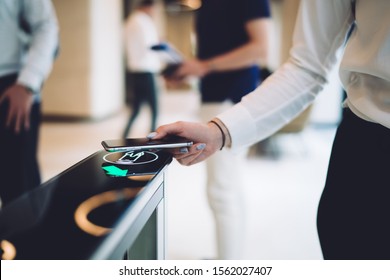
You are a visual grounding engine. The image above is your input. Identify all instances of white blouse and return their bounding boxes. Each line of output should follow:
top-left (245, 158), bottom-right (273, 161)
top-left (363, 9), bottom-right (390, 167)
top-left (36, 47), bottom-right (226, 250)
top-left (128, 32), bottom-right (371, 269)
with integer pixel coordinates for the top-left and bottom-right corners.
top-left (218, 0), bottom-right (390, 150)
top-left (124, 10), bottom-right (161, 73)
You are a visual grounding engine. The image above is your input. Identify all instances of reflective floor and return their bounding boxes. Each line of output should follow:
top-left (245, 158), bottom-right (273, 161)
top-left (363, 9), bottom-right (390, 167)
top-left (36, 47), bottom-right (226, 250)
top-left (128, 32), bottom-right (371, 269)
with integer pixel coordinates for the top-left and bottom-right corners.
top-left (39, 90), bottom-right (337, 260)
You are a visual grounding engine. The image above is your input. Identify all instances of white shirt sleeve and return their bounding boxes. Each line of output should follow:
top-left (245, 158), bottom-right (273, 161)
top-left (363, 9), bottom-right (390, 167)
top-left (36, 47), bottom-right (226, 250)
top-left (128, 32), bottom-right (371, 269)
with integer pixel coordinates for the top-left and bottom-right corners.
top-left (218, 0), bottom-right (354, 150)
top-left (17, 0), bottom-right (59, 92)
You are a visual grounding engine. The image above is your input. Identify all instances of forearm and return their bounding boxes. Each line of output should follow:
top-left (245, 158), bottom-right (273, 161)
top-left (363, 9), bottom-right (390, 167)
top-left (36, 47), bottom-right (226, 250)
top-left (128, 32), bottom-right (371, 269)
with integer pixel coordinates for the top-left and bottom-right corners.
top-left (215, 0), bottom-right (350, 150)
top-left (216, 61), bottom-right (326, 150)
top-left (203, 18), bottom-right (270, 73)
top-left (205, 41), bottom-right (268, 73)
top-left (18, 0), bottom-right (59, 91)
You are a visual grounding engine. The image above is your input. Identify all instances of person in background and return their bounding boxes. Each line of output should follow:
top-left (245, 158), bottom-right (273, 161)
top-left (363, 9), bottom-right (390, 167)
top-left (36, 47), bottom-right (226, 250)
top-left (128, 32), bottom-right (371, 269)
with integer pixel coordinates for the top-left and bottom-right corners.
top-left (167, 0), bottom-right (271, 259)
top-left (150, 0), bottom-right (390, 260)
top-left (0, 0), bottom-right (59, 206)
top-left (123, 0), bottom-right (161, 138)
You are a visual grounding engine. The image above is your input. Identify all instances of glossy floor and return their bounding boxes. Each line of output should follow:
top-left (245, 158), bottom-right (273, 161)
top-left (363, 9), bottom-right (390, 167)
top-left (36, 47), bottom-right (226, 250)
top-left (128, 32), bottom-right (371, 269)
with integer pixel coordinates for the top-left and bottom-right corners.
top-left (39, 90), bottom-right (337, 260)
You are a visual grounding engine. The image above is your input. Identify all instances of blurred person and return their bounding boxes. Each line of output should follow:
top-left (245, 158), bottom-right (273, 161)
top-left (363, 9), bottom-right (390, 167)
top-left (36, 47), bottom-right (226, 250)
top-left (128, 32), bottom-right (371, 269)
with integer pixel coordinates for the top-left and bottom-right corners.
top-left (150, 0), bottom-right (390, 260)
top-left (123, 0), bottom-right (162, 138)
top-left (167, 0), bottom-right (271, 259)
top-left (0, 0), bottom-right (59, 206)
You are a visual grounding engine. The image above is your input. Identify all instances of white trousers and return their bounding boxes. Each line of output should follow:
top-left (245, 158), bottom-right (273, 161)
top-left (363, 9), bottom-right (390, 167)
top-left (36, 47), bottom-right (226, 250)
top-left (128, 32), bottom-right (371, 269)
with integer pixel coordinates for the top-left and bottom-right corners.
top-left (200, 101), bottom-right (248, 260)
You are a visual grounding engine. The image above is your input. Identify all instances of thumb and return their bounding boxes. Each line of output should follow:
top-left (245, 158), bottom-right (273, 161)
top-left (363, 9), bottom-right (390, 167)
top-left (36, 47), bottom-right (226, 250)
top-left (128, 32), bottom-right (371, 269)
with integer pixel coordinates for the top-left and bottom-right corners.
top-left (147, 122), bottom-right (186, 140)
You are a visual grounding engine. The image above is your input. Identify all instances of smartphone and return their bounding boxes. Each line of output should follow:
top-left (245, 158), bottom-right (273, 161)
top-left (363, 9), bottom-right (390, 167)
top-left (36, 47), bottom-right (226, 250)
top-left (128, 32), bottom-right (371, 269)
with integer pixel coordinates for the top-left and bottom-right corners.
top-left (161, 63), bottom-right (182, 78)
top-left (151, 43), bottom-right (182, 64)
top-left (151, 43), bottom-right (183, 78)
top-left (101, 136), bottom-right (193, 152)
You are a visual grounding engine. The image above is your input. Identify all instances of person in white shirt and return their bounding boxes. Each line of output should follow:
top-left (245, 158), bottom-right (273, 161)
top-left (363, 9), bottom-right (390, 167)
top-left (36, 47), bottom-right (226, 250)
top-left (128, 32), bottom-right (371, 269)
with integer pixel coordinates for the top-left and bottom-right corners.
top-left (0, 0), bottom-right (59, 206)
top-left (149, 0), bottom-right (390, 259)
top-left (123, 0), bottom-right (161, 138)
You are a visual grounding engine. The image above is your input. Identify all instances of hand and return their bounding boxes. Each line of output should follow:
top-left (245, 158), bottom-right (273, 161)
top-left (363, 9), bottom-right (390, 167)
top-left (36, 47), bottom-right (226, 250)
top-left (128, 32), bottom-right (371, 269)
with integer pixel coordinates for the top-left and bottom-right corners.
top-left (0, 84), bottom-right (35, 133)
top-left (175, 59), bottom-right (210, 78)
top-left (148, 121), bottom-right (223, 166)
top-left (163, 59), bottom-right (210, 87)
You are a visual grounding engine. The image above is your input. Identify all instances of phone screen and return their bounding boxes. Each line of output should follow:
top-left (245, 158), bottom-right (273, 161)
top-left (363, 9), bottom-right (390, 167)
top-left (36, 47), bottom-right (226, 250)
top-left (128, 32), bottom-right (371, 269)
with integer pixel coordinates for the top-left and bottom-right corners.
top-left (151, 43), bottom-right (182, 64)
top-left (101, 136), bottom-right (193, 152)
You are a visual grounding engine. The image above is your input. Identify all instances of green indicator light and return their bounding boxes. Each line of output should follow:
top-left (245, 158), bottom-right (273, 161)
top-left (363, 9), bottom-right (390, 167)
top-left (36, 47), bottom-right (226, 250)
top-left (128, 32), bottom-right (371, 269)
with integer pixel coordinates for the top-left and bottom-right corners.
top-left (102, 165), bottom-right (127, 176)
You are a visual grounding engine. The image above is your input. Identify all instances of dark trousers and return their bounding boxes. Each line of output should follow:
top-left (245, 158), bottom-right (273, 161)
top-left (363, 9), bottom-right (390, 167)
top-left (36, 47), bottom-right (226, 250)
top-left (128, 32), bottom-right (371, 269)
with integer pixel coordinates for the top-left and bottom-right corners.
top-left (317, 109), bottom-right (390, 259)
top-left (0, 74), bottom-right (41, 206)
top-left (123, 72), bottom-right (158, 138)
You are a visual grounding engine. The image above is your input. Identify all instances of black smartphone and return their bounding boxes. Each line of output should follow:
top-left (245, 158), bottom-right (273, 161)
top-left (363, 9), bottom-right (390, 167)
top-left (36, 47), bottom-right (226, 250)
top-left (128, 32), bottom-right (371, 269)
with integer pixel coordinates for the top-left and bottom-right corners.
top-left (151, 43), bottom-right (183, 78)
top-left (161, 63), bottom-right (182, 78)
top-left (101, 136), bottom-right (193, 152)
top-left (151, 43), bottom-right (182, 64)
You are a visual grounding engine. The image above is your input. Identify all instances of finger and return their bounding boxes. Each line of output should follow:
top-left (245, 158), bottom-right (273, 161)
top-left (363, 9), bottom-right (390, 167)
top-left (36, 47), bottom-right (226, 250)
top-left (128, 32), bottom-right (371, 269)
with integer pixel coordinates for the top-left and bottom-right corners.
top-left (172, 143), bottom-right (206, 162)
top-left (176, 149), bottom-right (210, 166)
top-left (186, 151), bottom-right (211, 166)
top-left (152, 122), bottom-right (186, 140)
top-left (169, 147), bottom-right (189, 157)
top-left (173, 152), bottom-right (195, 161)
top-left (176, 150), bottom-right (204, 166)
top-left (146, 131), bottom-right (161, 139)
top-left (24, 110), bottom-right (31, 131)
top-left (7, 108), bottom-right (22, 134)
top-left (5, 105), bottom-right (15, 129)
top-left (14, 109), bottom-right (23, 134)
top-left (0, 93), bottom-right (5, 105)
top-left (170, 142), bottom-right (205, 157)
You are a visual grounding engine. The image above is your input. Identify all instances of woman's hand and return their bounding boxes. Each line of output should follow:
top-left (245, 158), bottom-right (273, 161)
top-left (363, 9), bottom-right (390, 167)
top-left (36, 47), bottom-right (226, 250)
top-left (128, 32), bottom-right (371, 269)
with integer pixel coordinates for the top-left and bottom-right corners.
top-left (148, 121), bottom-right (224, 166)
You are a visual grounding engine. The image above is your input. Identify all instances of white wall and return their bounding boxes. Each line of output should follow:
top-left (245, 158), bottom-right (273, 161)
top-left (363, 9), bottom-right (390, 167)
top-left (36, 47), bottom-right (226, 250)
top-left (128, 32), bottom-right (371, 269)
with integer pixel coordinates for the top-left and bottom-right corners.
top-left (90, 0), bottom-right (124, 118)
top-left (42, 0), bottom-right (124, 119)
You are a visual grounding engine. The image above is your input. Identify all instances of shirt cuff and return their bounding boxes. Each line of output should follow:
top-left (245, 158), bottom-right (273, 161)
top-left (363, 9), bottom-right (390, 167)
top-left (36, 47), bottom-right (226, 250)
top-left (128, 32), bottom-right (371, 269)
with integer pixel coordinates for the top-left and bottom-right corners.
top-left (216, 103), bottom-right (257, 150)
top-left (17, 67), bottom-right (43, 93)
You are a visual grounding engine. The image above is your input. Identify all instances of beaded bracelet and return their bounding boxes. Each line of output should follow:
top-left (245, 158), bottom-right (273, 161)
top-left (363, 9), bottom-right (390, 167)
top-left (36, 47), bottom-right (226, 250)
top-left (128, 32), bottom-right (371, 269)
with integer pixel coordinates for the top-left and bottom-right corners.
top-left (209, 120), bottom-right (225, 150)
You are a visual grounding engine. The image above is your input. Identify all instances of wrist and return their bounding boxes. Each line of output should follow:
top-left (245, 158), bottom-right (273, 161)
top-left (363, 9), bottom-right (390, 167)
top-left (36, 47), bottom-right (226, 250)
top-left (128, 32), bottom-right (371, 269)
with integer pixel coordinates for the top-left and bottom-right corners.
top-left (208, 118), bottom-right (232, 150)
top-left (203, 59), bottom-right (216, 75)
top-left (16, 83), bottom-right (36, 95)
top-left (208, 120), bottom-right (225, 150)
